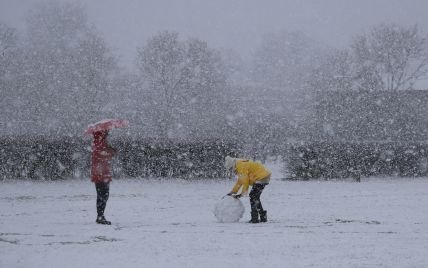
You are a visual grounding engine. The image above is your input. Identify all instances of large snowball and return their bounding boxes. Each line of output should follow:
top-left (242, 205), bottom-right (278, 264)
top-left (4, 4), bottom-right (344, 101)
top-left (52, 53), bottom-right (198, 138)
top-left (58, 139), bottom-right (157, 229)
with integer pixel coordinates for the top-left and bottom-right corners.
top-left (213, 196), bottom-right (245, 223)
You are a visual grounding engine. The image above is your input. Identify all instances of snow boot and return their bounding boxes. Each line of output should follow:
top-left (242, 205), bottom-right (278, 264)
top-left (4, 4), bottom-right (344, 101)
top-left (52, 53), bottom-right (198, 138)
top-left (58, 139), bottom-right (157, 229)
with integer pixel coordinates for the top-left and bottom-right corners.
top-left (96, 215), bottom-right (111, 225)
top-left (260, 210), bottom-right (267, 222)
top-left (248, 211), bottom-right (259, 223)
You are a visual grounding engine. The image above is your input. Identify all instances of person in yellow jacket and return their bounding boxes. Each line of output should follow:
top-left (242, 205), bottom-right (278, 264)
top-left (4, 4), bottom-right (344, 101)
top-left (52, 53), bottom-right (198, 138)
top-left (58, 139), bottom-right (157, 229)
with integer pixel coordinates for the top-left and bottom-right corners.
top-left (225, 156), bottom-right (271, 223)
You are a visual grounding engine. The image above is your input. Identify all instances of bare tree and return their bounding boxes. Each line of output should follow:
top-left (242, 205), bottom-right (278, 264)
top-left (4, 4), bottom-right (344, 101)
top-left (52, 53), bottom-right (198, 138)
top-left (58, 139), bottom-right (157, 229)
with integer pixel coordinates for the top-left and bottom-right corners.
top-left (73, 31), bottom-right (116, 121)
top-left (0, 22), bottom-right (18, 98)
top-left (0, 23), bottom-right (25, 135)
top-left (352, 24), bottom-right (428, 91)
top-left (136, 31), bottom-right (185, 138)
top-left (180, 38), bottom-right (228, 138)
top-left (22, 1), bottom-right (117, 135)
top-left (136, 31), bottom-right (228, 139)
top-left (0, 23), bottom-right (16, 58)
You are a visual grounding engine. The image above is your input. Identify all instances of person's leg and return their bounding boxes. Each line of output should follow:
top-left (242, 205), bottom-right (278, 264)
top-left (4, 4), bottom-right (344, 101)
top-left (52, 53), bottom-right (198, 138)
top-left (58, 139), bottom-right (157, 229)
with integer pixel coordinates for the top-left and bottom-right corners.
top-left (257, 183), bottom-right (268, 222)
top-left (95, 182), bottom-right (111, 224)
top-left (249, 184), bottom-right (265, 223)
top-left (96, 182), bottom-right (110, 216)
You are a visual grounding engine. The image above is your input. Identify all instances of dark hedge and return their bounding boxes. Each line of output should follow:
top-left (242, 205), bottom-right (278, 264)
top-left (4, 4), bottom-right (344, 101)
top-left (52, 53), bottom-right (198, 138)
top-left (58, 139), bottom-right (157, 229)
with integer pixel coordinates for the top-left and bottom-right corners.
top-left (286, 142), bottom-right (428, 180)
top-left (0, 136), bottom-right (238, 180)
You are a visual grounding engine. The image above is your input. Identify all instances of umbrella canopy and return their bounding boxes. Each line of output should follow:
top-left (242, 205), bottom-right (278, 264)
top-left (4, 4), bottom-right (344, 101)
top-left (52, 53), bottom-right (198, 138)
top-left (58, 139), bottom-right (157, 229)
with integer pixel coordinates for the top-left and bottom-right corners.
top-left (83, 119), bottom-right (129, 136)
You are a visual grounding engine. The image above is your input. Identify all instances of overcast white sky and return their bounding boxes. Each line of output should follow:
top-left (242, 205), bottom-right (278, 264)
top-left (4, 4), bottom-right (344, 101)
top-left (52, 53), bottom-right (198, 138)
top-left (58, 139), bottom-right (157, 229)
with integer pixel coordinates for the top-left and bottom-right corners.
top-left (1, 0), bottom-right (428, 68)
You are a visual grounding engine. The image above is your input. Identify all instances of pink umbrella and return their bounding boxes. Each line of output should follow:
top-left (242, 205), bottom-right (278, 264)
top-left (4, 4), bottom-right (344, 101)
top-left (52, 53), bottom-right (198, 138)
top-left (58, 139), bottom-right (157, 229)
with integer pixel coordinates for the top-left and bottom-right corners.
top-left (83, 119), bottom-right (129, 136)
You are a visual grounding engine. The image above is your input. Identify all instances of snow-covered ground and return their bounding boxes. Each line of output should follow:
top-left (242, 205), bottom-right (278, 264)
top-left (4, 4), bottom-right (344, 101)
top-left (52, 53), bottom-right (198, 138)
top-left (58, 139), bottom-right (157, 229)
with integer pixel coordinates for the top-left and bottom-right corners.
top-left (1, 176), bottom-right (428, 267)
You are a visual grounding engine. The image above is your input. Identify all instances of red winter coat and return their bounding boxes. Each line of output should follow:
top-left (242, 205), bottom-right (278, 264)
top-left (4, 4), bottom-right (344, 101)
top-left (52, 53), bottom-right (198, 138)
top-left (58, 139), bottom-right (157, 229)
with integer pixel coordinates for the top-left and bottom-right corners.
top-left (91, 131), bottom-right (115, 183)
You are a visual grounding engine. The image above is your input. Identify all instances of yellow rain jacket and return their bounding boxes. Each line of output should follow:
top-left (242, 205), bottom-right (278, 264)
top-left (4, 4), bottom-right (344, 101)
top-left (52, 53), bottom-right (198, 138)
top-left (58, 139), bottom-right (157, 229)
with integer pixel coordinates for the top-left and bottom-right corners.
top-left (230, 160), bottom-right (271, 196)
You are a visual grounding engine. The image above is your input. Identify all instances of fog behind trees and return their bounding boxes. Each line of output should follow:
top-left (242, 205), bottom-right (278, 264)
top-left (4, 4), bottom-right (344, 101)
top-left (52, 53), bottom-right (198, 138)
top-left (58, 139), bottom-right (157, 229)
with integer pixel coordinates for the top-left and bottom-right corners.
top-left (1, 0), bottom-right (428, 150)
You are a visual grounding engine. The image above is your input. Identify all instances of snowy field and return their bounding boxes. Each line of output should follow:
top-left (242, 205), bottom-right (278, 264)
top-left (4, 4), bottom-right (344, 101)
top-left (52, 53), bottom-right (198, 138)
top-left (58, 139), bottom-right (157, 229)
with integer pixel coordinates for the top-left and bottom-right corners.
top-left (1, 176), bottom-right (428, 268)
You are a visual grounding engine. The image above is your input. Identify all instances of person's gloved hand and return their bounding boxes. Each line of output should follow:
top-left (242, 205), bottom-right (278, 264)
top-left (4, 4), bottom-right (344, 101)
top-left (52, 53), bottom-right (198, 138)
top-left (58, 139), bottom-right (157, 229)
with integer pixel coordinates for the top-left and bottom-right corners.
top-left (224, 192), bottom-right (240, 199)
top-left (223, 192), bottom-right (232, 199)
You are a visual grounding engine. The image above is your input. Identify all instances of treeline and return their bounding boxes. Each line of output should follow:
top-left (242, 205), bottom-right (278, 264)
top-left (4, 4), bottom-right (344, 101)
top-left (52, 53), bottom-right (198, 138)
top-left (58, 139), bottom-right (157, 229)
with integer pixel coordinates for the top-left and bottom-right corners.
top-left (2, 2), bottom-right (428, 180)
top-left (0, 136), bottom-right (237, 180)
top-left (2, 1), bottom-right (427, 143)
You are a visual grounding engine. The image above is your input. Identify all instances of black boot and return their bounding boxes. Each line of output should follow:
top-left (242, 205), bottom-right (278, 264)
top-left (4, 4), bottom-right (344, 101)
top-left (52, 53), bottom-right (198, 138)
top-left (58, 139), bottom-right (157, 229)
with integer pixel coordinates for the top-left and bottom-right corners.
top-left (248, 211), bottom-right (259, 223)
top-left (96, 215), bottom-right (111, 225)
top-left (260, 210), bottom-right (267, 222)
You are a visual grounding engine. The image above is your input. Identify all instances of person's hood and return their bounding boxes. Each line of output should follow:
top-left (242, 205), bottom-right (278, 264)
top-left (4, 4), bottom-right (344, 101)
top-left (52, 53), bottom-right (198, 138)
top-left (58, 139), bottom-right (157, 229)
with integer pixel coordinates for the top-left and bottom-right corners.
top-left (225, 156), bottom-right (239, 171)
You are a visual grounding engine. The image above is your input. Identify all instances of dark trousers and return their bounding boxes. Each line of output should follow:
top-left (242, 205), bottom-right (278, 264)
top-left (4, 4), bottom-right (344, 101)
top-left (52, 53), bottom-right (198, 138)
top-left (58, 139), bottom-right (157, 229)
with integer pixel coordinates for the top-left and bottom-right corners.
top-left (249, 183), bottom-right (267, 213)
top-left (95, 182), bottom-right (110, 217)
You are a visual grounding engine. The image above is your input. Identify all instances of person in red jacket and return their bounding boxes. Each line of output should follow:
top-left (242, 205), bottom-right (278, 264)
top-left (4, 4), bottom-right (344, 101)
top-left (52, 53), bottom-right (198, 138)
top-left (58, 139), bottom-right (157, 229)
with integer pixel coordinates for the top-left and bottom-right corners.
top-left (91, 130), bottom-right (116, 225)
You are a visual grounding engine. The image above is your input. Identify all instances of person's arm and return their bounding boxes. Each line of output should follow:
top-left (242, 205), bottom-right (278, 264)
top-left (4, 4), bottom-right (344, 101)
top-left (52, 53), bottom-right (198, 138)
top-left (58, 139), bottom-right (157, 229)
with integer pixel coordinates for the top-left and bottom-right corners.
top-left (229, 180), bottom-right (242, 195)
top-left (98, 145), bottom-right (116, 159)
